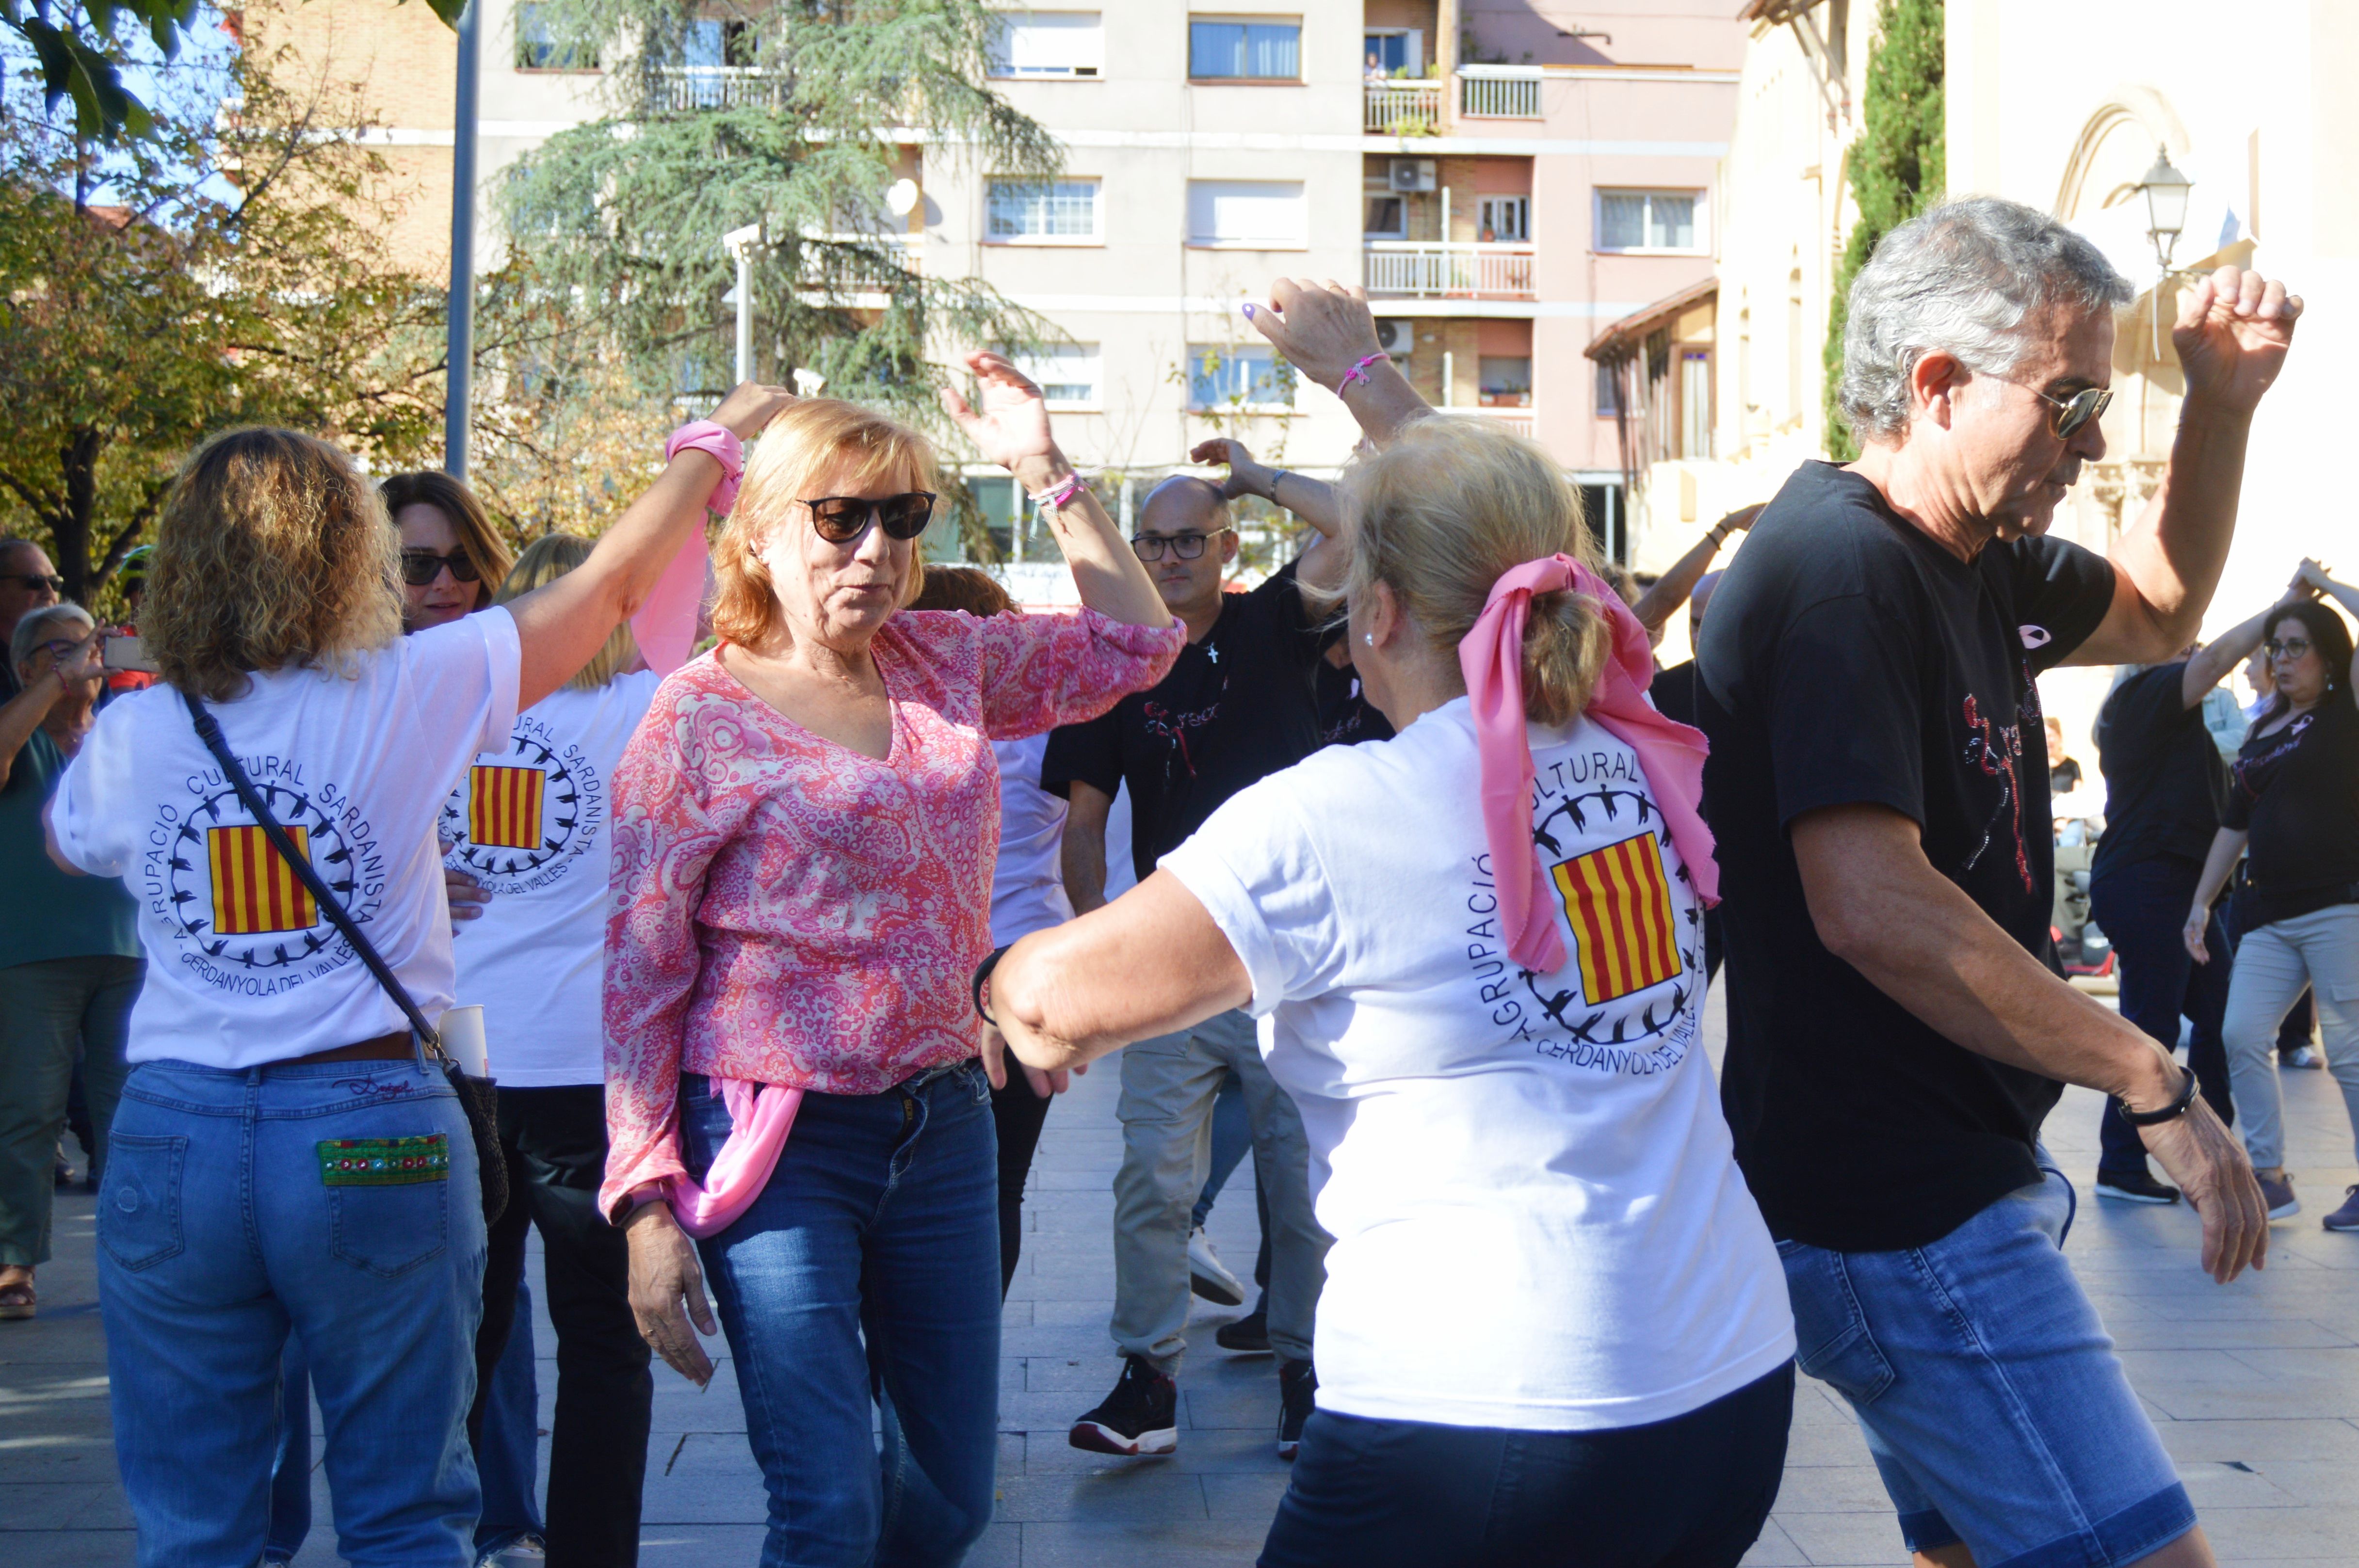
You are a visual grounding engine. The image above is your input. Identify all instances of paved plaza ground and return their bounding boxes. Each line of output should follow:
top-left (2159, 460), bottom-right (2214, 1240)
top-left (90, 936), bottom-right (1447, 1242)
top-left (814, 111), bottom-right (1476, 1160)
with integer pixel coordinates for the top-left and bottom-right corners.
top-left (7, 990), bottom-right (2359, 1565)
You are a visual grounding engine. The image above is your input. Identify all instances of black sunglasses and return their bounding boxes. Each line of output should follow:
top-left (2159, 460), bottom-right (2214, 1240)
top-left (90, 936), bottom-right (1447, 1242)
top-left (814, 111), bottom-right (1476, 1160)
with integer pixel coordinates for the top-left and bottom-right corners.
top-left (1130, 528), bottom-right (1232, 562)
top-left (401, 549), bottom-right (482, 587)
top-left (801, 492), bottom-right (937, 545)
top-left (2027, 383), bottom-right (2112, 440)
top-left (5, 573), bottom-right (65, 593)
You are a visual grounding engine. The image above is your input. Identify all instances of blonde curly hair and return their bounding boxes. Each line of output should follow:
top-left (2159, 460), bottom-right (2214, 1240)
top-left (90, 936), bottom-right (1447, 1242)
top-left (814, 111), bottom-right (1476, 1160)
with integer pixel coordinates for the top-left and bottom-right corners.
top-left (143, 428), bottom-right (403, 701)
top-left (1337, 417), bottom-right (1610, 724)
top-left (495, 532), bottom-right (640, 690)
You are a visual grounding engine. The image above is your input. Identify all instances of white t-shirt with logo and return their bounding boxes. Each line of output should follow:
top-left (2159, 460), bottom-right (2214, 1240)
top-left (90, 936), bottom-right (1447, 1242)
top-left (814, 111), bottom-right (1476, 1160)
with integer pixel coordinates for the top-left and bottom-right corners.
top-left (1160, 696), bottom-right (1794, 1431)
top-left (445, 671), bottom-right (659, 1086)
top-left (51, 609), bottom-right (521, 1069)
top-left (989, 734), bottom-right (1075, 945)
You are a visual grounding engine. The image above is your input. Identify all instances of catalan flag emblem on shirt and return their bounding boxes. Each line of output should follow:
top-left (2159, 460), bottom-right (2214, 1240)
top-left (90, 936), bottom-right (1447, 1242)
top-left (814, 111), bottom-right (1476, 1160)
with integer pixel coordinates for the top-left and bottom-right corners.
top-left (469, 765), bottom-right (546, 850)
top-left (1550, 831), bottom-right (1684, 1006)
top-left (208, 824), bottom-right (318, 936)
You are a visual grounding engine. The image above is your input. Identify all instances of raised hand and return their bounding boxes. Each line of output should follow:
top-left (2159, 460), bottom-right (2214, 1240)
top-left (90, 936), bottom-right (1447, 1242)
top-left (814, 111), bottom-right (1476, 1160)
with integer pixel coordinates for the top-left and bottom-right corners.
top-left (2174, 265), bottom-right (2302, 418)
top-left (706, 382), bottom-right (799, 441)
top-left (2295, 558), bottom-right (2334, 597)
top-left (942, 351), bottom-right (1058, 476)
top-left (1190, 437), bottom-right (1274, 502)
top-left (1244, 278), bottom-right (1384, 394)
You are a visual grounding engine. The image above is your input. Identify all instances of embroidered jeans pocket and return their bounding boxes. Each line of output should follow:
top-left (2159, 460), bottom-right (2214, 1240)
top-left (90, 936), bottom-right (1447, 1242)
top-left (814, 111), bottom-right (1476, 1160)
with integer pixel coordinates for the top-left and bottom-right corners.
top-left (1776, 1238), bottom-right (1896, 1406)
top-left (99, 1134), bottom-right (187, 1272)
top-left (323, 1136), bottom-right (451, 1280)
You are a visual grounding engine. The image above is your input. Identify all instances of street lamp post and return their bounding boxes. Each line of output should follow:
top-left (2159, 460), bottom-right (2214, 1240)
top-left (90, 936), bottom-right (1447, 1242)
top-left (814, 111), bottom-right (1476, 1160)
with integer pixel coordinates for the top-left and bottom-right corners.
top-left (722, 224), bottom-right (761, 385)
top-left (2136, 145), bottom-right (2193, 359)
top-left (444, 0), bottom-right (483, 477)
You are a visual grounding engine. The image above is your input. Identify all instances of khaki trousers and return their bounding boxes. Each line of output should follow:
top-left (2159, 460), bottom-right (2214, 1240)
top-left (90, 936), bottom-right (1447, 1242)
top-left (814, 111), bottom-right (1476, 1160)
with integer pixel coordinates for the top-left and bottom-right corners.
top-left (1110, 1008), bottom-right (1329, 1370)
top-left (2223, 902), bottom-right (2359, 1172)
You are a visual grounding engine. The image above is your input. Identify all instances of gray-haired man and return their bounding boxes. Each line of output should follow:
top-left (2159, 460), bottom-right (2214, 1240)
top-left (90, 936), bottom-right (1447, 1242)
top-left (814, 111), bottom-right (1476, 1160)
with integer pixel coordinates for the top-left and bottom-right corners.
top-left (1698, 197), bottom-right (2297, 1568)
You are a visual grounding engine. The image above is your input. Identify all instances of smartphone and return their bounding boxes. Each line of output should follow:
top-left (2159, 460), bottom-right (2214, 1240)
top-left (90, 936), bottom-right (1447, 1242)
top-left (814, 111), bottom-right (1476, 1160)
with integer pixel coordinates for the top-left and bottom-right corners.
top-left (103, 631), bottom-right (157, 674)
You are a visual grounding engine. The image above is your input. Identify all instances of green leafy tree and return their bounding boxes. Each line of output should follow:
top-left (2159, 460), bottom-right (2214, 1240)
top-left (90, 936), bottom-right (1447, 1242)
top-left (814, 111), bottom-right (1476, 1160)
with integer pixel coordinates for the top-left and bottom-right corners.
top-left (7, 0), bottom-right (460, 143)
top-left (1822, 0), bottom-right (1943, 461)
top-left (497, 0), bottom-right (1063, 557)
top-left (0, 42), bottom-right (448, 605)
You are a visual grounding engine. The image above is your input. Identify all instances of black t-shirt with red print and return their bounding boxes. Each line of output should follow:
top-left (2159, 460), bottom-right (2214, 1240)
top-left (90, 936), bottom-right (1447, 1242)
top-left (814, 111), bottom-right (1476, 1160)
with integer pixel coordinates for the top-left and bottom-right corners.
top-left (2223, 693), bottom-right (2359, 930)
top-left (1043, 560), bottom-right (1329, 885)
top-left (1696, 461), bottom-right (2117, 1252)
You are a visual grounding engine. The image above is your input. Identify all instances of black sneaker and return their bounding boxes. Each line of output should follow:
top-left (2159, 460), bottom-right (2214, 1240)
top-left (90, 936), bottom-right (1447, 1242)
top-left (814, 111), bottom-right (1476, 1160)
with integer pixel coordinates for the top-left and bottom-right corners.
top-left (1215, 1301), bottom-right (1271, 1355)
top-left (2323, 1185), bottom-right (2359, 1233)
top-left (2094, 1169), bottom-right (2181, 1205)
top-left (1069, 1354), bottom-right (1178, 1457)
top-left (1277, 1358), bottom-right (1316, 1460)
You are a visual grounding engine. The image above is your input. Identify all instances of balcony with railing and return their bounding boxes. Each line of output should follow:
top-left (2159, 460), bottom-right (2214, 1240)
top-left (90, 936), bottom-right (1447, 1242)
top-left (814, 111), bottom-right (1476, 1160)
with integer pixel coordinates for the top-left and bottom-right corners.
top-left (1457, 64), bottom-right (1543, 120)
top-left (1362, 241), bottom-right (1536, 300)
top-left (1364, 77), bottom-right (1443, 135)
top-left (648, 66), bottom-right (788, 112)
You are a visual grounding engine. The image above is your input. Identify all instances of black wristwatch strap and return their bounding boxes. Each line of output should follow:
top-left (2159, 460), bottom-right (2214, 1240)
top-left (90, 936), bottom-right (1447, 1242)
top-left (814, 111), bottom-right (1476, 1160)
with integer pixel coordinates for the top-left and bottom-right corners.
top-left (972, 945), bottom-right (1011, 1027)
top-left (2119, 1066), bottom-right (2200, 1127)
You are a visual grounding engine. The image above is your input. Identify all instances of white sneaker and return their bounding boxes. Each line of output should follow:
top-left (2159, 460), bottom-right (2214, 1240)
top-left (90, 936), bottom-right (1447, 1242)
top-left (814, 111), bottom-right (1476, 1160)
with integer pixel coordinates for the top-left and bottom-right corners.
top-left (1188, 1227), bottom-right (1245, 1307)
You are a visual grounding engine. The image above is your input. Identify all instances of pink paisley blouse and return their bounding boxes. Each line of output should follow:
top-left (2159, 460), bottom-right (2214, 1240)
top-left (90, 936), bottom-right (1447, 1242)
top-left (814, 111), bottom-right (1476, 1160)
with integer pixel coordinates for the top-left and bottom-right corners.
top-left (599, 606), bottom-right (1181, 1215)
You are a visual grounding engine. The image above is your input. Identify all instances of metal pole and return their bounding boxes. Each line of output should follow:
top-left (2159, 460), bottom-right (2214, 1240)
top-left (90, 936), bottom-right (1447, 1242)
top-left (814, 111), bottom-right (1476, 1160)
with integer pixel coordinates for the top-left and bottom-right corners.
top-left (443, 0), bottom-right (482, 477)
top-left (736, 247), bottom-right (753, 385)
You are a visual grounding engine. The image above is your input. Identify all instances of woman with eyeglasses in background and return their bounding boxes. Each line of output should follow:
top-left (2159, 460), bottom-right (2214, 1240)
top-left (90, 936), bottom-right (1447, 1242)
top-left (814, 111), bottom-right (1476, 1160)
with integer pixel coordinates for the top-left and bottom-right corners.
top-left (385, 471), bottom-right (517, 633)
top-left (2186, 563), bottom-right (2359, 1232)
top-left (602, 360), bottom-right (1179, 1567)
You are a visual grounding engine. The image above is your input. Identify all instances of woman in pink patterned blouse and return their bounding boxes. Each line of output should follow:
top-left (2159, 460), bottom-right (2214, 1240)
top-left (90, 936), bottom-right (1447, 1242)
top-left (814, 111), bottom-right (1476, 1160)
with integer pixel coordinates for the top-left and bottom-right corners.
top-left (603, 357), bottom-right (1179, 1567)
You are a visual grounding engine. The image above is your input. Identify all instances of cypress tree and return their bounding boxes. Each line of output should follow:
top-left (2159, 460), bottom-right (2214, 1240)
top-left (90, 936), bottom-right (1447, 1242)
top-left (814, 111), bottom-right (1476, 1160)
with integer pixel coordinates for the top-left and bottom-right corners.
top-left (1822, 0), bottom-right (1944, 460)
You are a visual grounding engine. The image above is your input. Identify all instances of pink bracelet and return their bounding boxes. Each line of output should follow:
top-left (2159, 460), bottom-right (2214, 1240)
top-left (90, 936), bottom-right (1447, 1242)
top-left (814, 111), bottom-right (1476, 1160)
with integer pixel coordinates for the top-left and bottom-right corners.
top-left (1336, 352), bottom-right (1389, 394)
top-left (1029, 473), bottom-right (1087, 511)
top-left (664, 420), bottom-right (745, 515)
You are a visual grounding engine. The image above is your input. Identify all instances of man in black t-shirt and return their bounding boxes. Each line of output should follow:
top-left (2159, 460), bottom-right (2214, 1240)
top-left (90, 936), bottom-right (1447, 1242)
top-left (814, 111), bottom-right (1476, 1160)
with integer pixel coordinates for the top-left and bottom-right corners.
top-left (1699, 197), bottom-right (2294, 1566)
top-left (1043, 448), bottom-right (1342, 1461)
top-left (2084, 590), bottom-right (2304, 1204)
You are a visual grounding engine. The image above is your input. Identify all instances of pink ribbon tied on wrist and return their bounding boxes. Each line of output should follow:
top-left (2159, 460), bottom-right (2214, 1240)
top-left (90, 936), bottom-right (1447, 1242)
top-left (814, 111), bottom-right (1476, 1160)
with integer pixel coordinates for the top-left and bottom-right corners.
top-left (632, 421), bottom-right (743, 676)
top-left (665, 419), bottom-right (744, 515)
top-left (1458, 554), bottom-right (1720, 975)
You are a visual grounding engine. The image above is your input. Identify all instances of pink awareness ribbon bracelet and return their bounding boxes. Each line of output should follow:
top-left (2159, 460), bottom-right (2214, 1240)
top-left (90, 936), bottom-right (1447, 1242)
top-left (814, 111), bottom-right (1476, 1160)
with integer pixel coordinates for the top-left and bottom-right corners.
top-left (664, 419), bottom-right (745, 515)
top-left (1029, 473), bottom-right (1087, 511)
top-left (1336, 352), bottom-right (1389, 394)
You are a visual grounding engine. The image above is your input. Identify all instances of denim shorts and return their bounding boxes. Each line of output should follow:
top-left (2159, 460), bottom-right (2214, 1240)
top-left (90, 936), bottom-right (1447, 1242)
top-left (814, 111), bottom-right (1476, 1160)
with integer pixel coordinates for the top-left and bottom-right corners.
top-left (1778, 1167), bottom-right (2195, 1568)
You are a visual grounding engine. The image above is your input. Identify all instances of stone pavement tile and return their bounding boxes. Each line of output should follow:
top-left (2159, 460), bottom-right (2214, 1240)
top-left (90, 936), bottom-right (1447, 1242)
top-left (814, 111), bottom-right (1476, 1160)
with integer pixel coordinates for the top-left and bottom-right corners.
top-left (2108, 1315), bottom-right (2359, 1350)
top-left (1771, 1507), bottom-right (1909, 1566)
top-left (2201, 1502), bottom-right (2359, 1559)
top-left (2149, 1416), bottom-right (2359, 1466)
top-left (2242, 1459), bottom-right (2359, 1507)
top-left (648, 1368), bottom-right (745, 1434)
top-left (0, 1481), bottom-right (117, 1529)
top-left (994, 1467), bottom-right (1209, 1523)
top-left (1024, 1354), bottom-right (1140, 1393)
top-left (1016, 1519), bottom-right (1269, 1566)
top-left (1019, 1424), bottom-right (1292, 1477)
top-left (638, 1435), bottom-right (767, 1524)
top-left (1766, 1465), bottom-right (1894, 1514)
top-left (2173, 1458), bottom-right (2301, 1507)
top-left (1199, 1471), bottom-right (1291, 1524)
top-left (1737, 1518), bottom-right (1808, 1566)
top-left (0, 1529), bottom-right (136, 1568)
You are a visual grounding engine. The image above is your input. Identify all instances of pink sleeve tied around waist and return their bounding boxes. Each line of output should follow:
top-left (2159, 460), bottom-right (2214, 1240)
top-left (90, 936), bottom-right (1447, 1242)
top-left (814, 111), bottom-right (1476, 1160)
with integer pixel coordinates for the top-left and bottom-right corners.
top-left (663, 1077), bottom-right (803, 1238)
top-left (1457, 554), bottom-right (1720, 975)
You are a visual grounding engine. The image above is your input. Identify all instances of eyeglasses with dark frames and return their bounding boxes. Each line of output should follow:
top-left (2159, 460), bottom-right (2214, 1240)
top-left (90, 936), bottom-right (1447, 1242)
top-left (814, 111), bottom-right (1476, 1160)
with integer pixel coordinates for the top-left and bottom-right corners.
top-left (1130, 528), bottom-right (1233, 562)
top-left (401, 549), bottom-right (482, 587)
top-left (800, 492), bottom-right (937, 545)
top-left (2266, 637), bottom-right (2314, 662)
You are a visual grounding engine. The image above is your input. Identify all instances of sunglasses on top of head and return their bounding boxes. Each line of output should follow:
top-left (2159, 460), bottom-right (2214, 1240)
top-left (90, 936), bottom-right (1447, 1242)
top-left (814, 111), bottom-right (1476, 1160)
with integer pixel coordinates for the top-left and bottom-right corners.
top-left (800, 492), bottom-right (937, 545)
top-left (401, 549), bottom-right (481, 587)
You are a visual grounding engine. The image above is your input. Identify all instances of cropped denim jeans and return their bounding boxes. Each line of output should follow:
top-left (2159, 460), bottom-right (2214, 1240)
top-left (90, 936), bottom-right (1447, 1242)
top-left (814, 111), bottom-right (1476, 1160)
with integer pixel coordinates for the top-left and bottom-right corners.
top-left (679, 1059), bottom-right (1001, 1568)
top-left (99, 1055), bottom-right (486, 1568)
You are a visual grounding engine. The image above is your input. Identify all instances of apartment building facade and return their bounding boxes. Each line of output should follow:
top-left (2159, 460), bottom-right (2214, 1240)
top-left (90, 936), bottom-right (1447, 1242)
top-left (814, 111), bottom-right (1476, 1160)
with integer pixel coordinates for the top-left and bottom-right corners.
top-left (260, 0), bottom-right (1741, 567)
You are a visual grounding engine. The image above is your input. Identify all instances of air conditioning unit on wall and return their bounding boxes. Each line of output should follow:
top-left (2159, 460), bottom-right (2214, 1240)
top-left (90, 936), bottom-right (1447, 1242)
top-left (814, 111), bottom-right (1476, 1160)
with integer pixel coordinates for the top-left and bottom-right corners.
top-left (1389, 158), bottom-right (1437, 194)
top-left (1375, 320), bottom-right (1414, 356)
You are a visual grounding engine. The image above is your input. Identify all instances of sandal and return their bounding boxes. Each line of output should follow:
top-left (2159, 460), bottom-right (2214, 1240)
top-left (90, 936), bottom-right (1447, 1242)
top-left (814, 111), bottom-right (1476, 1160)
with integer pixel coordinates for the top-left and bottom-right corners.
top-left (0, 1275), bottom-right (33, 1322)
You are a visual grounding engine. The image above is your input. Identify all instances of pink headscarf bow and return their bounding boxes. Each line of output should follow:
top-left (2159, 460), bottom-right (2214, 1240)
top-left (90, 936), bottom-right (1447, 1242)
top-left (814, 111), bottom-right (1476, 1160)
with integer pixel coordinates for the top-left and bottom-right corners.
top-left (1457, 554), bottom-right (1720, 975)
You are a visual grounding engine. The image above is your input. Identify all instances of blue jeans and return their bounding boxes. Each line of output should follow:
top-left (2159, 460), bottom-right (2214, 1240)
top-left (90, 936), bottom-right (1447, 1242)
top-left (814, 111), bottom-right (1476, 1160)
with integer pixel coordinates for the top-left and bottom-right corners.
top-left (100, 1056), bottom-right (487, 1568)
top-left (1190, 1067), bottom-right (1250, 1230)
top-left (2089, 857), bottom-right (2234, 1179)
top-left (1777, 1165), bottom-right (2195, 1568)
top-left (269, 1285), bottom-right (541, 1563)
top-left (679, 1061), bottom-right (1001, 1568)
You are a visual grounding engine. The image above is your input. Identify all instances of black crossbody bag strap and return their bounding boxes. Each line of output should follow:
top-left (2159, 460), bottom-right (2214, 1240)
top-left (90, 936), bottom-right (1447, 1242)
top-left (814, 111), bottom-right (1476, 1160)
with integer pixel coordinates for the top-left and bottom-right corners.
top-left (182, 691), bottom-right (440, 1049)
